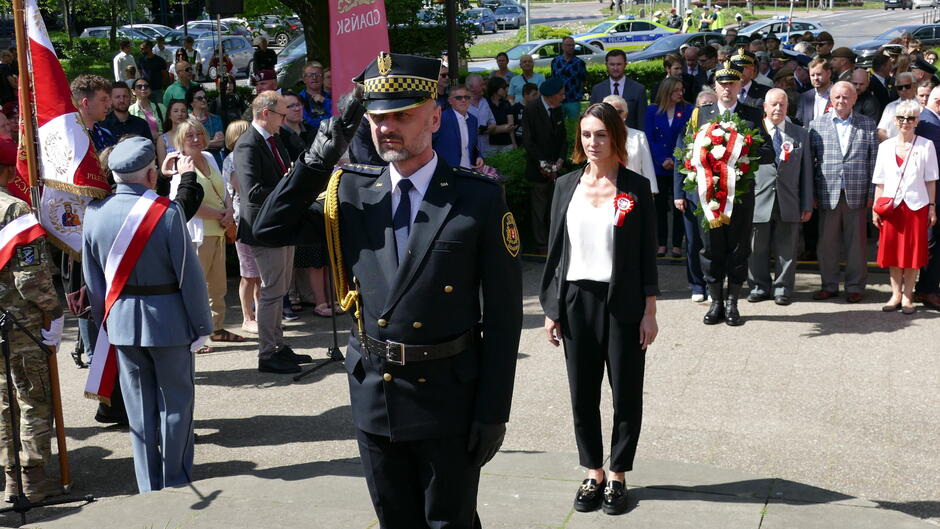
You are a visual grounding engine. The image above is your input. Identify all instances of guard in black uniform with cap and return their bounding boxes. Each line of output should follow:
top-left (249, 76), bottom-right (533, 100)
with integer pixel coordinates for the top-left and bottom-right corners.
top-left (252, 52), bottom-right (523, 528)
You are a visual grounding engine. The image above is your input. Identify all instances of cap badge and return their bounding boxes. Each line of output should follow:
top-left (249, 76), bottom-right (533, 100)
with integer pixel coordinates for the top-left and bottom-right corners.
top-left (378, 52), bottom-right (392, 76)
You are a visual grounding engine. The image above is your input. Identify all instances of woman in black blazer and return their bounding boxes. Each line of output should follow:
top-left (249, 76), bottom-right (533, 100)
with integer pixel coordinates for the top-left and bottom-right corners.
top-left (540, 103), bottom-right (659, 516)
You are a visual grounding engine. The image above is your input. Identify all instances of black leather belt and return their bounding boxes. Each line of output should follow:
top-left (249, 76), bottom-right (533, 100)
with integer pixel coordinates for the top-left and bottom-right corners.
top-left (122, 283), bottom-right (181, 296)
top-left (363, 330), bottom-right (475, 365)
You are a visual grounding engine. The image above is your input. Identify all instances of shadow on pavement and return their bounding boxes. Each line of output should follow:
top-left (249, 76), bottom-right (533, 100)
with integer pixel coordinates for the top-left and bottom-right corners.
top-left (194, 406), bottom-right (355, 447)
top-left (745, 309), bottom-right (939, 336)
top-left (876, 500), bottom-right (940, 522)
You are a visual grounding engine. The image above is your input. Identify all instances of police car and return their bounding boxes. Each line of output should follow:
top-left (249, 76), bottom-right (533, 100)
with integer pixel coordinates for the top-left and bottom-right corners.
top-left (572, 16), bottom-right (678, 52)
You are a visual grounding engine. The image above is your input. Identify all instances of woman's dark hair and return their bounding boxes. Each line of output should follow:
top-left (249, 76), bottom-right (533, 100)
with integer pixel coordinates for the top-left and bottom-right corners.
top-left (162, 99), bottom-right (187, 133)
top-left (185, 85), bottom-right (205, 108)
top-left (174, 48), bottom-right (187, 62)
top-left (496, 51), bottom-right (509, 61)
top-left (486, 76), bottom-right (508, 99)
top-left (219, 73), bottom-right (237, 94)
top-left (572, 102), bottom-right (627, 166)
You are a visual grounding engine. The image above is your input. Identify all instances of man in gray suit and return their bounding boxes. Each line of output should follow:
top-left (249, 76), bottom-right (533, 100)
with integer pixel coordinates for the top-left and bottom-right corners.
top-left (748, 89), bottom-right (814, 305)
top-left (83, 137), bottom-right (212, 493)
top-left (589, 49), bottom-right (647, 129)
top-left (808, 81), bottom-right (878, 303)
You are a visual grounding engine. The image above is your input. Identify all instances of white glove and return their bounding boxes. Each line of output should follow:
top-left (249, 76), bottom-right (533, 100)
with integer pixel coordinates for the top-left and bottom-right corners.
top-left (41, 316), bottom-right (65, 347)
top-left (190, 335), bottom-right (210, 353)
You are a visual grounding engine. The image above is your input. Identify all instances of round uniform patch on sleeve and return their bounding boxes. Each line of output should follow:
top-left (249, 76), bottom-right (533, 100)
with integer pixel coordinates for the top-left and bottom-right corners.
top-left (501, 212), bottom-right (520, 257)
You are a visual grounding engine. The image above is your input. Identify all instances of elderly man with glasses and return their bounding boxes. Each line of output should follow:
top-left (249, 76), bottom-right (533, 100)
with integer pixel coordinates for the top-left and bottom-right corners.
top-left (297, 61), bottom-right (333, 130)
top-left (878, 71), bottom-right (917, 141)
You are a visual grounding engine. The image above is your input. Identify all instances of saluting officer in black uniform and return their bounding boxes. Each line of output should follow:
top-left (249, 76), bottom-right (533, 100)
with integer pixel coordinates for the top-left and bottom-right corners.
top-left (253, 52), bottom-right (523, 528)
top-left (676, 64), bottom-right (774, 326)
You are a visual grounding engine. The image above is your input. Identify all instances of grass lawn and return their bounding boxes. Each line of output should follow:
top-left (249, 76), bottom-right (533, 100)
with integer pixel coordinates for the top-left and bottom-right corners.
top-left (470, 38), bottom-right (517, 58)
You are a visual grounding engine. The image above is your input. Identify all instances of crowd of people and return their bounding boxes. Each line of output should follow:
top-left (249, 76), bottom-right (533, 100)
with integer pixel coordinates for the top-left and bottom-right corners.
top-left (0, 13), bottom-right (937, 527)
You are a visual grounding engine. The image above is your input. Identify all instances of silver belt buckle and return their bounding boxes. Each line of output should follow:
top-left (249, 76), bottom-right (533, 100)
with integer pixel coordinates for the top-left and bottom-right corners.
top-left (385, 340), bottom-right (406, 365)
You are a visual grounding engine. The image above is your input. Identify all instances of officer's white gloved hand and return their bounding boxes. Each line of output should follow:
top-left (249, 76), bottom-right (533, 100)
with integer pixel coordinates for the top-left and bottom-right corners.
top-left (190, 335), bottom-right (210, 353)
top-left (41, 316), bottom-right (65, 347)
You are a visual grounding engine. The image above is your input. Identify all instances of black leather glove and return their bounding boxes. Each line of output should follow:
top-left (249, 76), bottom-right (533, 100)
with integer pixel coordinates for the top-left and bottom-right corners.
top-left (303, 86), bottom-right (367, 171)
top-left (466, 421), bottom-right (506, 468)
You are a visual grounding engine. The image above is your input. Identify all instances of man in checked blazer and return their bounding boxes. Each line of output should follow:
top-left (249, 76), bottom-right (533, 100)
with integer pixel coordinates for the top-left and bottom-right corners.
top-left (808, 81), bottom-right (878, 303)
top-left (748, 89), bottom-right (814, 306)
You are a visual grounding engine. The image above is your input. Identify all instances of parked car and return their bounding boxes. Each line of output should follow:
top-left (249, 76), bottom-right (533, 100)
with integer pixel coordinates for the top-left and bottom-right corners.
top-left (162, 29), bottom-right (187, 46)
top-left (572, 16), bottom-right (677, 52)
top-left (885, 0), bottom-right (913, 8)
top-left (494, 5), bottom-right (526, 29)
top-left (482, 0), bottom-right (521, 9)
top-left (274, 34), bottom-right (308, 88)
top-left (194, 35), bottom-right (254, 80)
top-left (123, 24), bottom-right (173, 39)
top-left (79, 26), bottom-right (150, 39)
top-left (627, 31), bottom-right (724, 62)
top-left (852, 24), bottom-right (940, 65)
top-left (464, 8), bottom-right (497, 34)
top-left (221, 16), bottom-right (302, 47)
top-left (736, 17), bottom-right (825, 43)
top-left (914, 0), bottom-right (936, 7)
top-left (470, 39), bottom-right (607, 72)
top-left (175, 20), bottom-right (251, 38)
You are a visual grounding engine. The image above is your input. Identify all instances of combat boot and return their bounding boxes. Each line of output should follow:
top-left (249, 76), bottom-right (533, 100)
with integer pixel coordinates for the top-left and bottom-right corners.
top-left (703, 284), bottom-right (725, 325)
top-left (4, 466), bottom-right (19, 503)
top-left (725, 284), bottom-right (743, 327)
top-left (21, 466), bottom-right (62, 502)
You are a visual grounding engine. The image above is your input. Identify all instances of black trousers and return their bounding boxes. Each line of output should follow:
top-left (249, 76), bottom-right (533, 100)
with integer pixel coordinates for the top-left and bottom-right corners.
top-left (700, 194), bottom-right (754, 287)
top-left (356, 429), bottom-right (482, 529)
top-left (655, 173), bottom-right (685, 248)
top-left (561, 280), bottom-right (646, 473)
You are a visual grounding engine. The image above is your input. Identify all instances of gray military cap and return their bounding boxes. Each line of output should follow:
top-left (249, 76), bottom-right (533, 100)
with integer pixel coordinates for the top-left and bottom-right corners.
top-left (108, 136), bottom-right (155, 173)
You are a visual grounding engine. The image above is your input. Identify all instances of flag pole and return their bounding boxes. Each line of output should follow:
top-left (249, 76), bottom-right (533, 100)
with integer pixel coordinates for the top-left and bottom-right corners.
top-left (12, 0), bottom-right (73, 492)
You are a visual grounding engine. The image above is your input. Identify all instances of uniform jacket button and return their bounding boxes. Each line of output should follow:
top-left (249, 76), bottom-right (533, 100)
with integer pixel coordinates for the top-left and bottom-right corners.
top-left (378, 318), bottom-right (388, 327)
top-left (412, 321), bottom-right (422, 329)
top-left (383, 373), bottom-right (393, 382)
top-left (444, 285), bottom-right (454, 293)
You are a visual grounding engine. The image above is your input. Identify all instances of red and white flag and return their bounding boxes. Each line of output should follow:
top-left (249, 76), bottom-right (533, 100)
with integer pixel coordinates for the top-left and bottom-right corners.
top-left (0, 213), bottom-right (45, 270)
top-left (11, 0), bottom-right (109, 257)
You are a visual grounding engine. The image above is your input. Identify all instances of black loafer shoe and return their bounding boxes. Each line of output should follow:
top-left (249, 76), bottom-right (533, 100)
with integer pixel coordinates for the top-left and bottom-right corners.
top-left (573, 479), bottom-right (605, 512)
top-left (774, 295), bottom-right (791, 306)
top-left (603, 480), bottom-right (628, 515)
top-left (277, 346), bottom-right (313, 364)
top-left (747, 292), bottom-right (771, 303)
top-left (258, 354), bottom-right (301, 374)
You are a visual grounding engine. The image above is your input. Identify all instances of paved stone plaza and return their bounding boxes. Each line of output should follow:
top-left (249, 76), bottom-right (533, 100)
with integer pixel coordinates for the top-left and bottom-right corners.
top-left (3, 262), bottom-right (938, 528)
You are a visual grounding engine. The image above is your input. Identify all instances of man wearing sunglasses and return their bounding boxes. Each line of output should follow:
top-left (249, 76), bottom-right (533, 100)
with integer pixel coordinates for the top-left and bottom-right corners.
top-left (878, 71), bottom-right (916, 141)
top-left (435, 62), bottom-right (450, 110)
top-left (163, 61), bottom-right (195, 107)
top-left (814, 32), bottom-right (834, 60)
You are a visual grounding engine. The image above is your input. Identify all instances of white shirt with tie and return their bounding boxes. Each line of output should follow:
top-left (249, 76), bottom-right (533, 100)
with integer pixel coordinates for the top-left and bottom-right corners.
top-left (390, 152), bottom-right (438, 229)
top-left (454, 111), bottom-right (471, 168)
top-left (609, 76), bottom-right (624, 97)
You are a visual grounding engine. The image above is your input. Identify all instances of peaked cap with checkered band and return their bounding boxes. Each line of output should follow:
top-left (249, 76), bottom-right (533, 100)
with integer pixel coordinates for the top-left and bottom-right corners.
top-left (353, 52), bottom-right (442, 114)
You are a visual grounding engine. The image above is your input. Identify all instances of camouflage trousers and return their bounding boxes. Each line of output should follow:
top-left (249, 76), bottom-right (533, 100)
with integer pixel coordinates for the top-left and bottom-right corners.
top-left (0, 324), bottom-right (53, 468)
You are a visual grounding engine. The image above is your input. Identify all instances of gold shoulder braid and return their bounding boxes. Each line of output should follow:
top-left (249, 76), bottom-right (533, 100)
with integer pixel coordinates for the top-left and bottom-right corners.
top-left (323, 168), bottom-right (365, 342)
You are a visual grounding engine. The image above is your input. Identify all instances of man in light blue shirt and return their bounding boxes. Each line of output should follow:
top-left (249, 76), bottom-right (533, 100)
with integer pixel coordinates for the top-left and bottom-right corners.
top-left (508, 54), bottom-right (545, 104)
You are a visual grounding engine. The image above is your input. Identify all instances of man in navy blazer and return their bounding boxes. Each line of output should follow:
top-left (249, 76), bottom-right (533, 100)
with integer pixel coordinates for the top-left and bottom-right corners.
top-left (914, 86), bottom-right (940, 309)
top-left (589, 49), bottom-right (647, 129)
top-left (433, 85), bottom-right (483, 169)
top-left (83, 137), bottom-right (212, 493)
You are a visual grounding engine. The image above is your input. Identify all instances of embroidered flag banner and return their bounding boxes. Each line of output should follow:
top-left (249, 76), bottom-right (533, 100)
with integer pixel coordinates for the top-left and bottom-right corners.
top-left (329, 0), bottom-right (390, 112)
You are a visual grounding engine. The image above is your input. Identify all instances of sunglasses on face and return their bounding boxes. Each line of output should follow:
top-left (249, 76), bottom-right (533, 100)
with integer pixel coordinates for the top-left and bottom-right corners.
top-left (896, 115), bottom-right (917, 123)
top-left (439, 72), bottom-right (449, 78)
top-left (135, 84), bottom-right (149, 89)
top-left (897, 84), bottom-right (912, 90)
top-left (303, 72), bottom-right (322, 78)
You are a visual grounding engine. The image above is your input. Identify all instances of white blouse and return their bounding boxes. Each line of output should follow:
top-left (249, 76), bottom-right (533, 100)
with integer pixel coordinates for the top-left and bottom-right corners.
top-left (625, 127), bottom-right (659, 194)
top-left (565, 183), bottom-right (614, 283)
top-left (872, 135), bottom-right (939, 210)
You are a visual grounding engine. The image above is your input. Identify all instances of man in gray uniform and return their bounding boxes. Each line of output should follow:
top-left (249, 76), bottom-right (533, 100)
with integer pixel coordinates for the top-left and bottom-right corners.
top-left (82, 137), bottom-right (212, 492)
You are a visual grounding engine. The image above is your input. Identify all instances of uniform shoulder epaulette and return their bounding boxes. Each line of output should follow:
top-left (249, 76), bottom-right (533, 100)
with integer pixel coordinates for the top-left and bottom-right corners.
top-left (339, 163), bottom-right (384, 177)
top-left (452, 166), bottom-right (499, 185)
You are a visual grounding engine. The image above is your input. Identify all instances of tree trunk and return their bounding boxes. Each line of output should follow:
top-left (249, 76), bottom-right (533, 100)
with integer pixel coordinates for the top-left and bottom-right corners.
top-left (61, 0), bottom-right (73, 46)
top-left (109, 0), bottom-right (118, 48)
top-left (278, 0), bottom-right (328, 63)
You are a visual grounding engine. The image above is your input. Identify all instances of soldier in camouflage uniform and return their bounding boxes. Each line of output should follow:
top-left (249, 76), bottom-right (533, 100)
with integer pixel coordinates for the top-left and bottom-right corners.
top-left (0, 139), bottom-right (64, 502)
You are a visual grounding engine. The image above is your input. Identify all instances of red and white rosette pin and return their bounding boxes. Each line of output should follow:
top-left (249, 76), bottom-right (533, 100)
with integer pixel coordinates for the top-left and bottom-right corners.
top-left (614, 193), bottom-right (635, 227)
top-left (780, 141), bottom-right (793, 162)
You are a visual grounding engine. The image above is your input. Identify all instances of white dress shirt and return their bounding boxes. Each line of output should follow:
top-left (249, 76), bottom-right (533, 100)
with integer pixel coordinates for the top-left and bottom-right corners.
top-left (873, 135), bottom-right (939, 210)
top-left (469, 97), bottom-right (495, 154)
top-left (454, 111), bottom-right (471, 168)
top-left (813, 88), bottom-right (831, 120)
top-left (609, 76), bottom-right (625, 96)
top-left (832, 112), bottom-right (854, 155)
top-left (716, 101), bottom-right (738, 115)
top-left (113, 50), bottom-right (137, 82)
top-left (877, 99), bottom-right (905, 139)
top-left (390, 153), bottom-right (438, 228)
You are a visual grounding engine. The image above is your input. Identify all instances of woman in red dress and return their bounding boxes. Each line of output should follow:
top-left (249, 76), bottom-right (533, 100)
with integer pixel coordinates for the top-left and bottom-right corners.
top-left (872, 99), bottom-right (939, 314)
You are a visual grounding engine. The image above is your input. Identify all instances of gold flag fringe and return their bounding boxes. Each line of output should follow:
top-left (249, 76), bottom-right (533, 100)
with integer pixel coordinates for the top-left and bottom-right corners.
top-left (42, 178), bottom-right (109, 200)
top-left (45, 230), bottom-right (82, 260)
top-left (84, 391), bottom-right (111, 406)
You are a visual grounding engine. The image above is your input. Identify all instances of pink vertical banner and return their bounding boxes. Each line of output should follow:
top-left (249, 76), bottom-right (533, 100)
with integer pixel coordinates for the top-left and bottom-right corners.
top-left (329, 0), bottom-right (390, 113)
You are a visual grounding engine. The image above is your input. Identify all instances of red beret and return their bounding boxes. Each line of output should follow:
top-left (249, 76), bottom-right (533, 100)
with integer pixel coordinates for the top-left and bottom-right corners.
top-left (0, 137), bottom-right (16, 166)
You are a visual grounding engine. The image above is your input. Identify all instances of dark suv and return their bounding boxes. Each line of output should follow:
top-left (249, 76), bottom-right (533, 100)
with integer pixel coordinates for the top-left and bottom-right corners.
top-left (885, 0), bottom-right (913, 9)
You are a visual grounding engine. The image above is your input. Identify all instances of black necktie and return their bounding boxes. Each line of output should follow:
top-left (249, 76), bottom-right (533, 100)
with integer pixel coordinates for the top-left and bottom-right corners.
top-left (393, 179), bottom-right (414, 265)
top-left (612, 81), bottom-right (620, 96)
